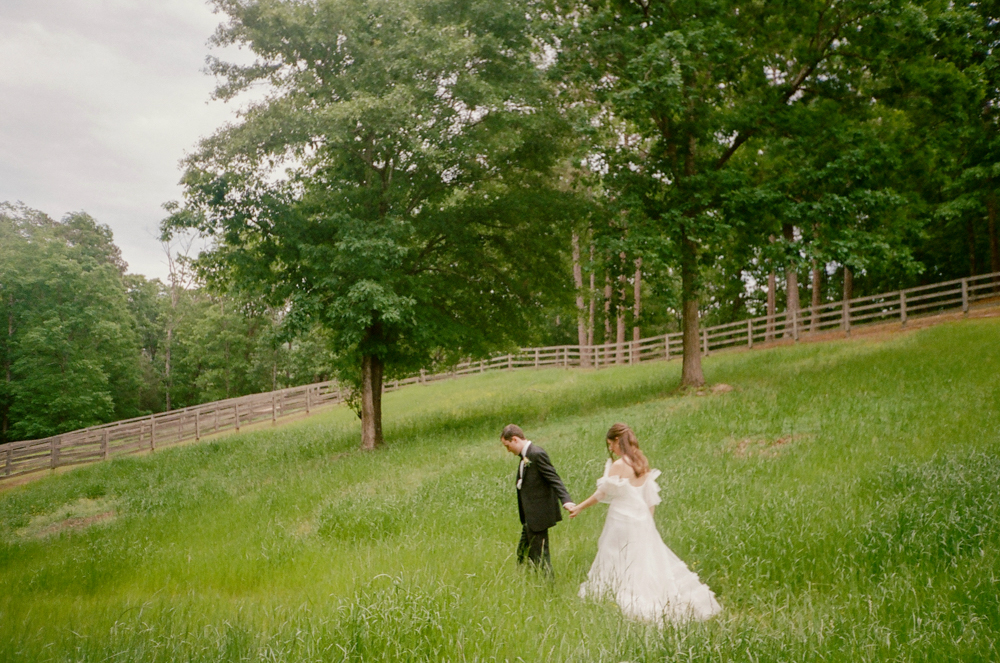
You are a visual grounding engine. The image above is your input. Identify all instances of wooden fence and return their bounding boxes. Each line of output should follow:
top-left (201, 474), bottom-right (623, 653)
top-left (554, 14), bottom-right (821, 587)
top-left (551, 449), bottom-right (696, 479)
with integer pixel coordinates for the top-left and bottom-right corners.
top-left (2, 270), bottom-right (998, 483)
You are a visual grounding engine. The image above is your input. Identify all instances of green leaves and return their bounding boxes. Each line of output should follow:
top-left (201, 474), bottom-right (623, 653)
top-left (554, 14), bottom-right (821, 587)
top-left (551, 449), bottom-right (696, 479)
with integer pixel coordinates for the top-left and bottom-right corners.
top-left (0, 204), bottom-right (142, 441)
top-left (170, 0), bottom-right (577, 391)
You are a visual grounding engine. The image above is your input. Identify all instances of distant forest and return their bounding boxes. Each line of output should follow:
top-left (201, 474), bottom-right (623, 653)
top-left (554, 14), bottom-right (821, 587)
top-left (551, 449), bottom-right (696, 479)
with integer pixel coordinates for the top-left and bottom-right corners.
top-left (0, 204), bottom-right (336, 443)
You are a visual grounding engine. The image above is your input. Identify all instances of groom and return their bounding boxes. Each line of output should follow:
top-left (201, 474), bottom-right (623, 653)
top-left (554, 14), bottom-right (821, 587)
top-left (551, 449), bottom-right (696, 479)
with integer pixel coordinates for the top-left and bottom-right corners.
top-left (501, 424), bottom-right (575, 574)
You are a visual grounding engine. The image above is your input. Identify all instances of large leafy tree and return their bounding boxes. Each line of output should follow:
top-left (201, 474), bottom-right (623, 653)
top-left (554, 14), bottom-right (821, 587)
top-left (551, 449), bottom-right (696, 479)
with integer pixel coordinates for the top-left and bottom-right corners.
top-left (0, 204), bottom-right (143, 442)
top-left (906, 0), bottom-right (1000, 281)
top-left (557, 0), bottom-right (916, 386)
top-left (730, 102), bottom-right (919, 315)
top-left (167, 0), bottom-right (574, 448)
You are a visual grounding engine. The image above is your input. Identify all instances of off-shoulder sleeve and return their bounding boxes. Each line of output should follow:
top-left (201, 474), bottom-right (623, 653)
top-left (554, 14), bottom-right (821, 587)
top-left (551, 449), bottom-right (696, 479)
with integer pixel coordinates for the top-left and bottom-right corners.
top-left (594, 459), bottom-right (615, 503)
top-left (642, 469), bottom-right (662, 507)
top-left (595, 477), bottom-right (616, 503)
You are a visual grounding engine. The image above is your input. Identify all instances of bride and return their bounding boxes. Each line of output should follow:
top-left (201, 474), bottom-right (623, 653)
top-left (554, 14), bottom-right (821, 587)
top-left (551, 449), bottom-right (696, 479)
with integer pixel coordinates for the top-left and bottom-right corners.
top-left (569, 423), bottom-right (722, 622)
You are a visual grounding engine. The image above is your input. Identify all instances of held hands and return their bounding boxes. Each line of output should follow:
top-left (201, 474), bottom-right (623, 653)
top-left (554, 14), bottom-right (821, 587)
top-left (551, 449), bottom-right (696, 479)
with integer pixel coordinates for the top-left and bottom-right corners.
top-left (567, 494), bottom-right (598, 518)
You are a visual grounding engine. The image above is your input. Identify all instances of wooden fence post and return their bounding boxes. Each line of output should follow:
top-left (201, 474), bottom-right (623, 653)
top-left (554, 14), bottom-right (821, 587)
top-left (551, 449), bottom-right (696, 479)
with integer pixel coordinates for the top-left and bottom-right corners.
top-left (534, 348), bottom-right (539, 369)
top-left (195, 411), bottom-right (201, 440)
top-left (151, 416), bottom-right (157, 451)
top-left (665, 335), bottom-right (670, 361)
top-left (747, 319), bottom-right (753, 349)
top-left (962, 278), bottom-right (969, 314)
top-left (272, 393), bottom-right (277, 424)
top-left (4, 446), bottom-right (11, 477)
top-left (306, 388), bottom-right (311, 414)
top-left (702, 328), bottom-right (709, 355)
top-left (420, 369), bottom-right (426, 384)
top-left (508, 354), bottom-right (513, 371)
top-left (214, 406), bottom-right (220, 432)
top-left (792, 310), bottom-right (799, 341)
top-left (102, 428), bottom-right (110, 460)
top-left (843, 299), bottom-right (851, 337)
top-left (900, 291), bottom-right (907, 326)
top-left (235, 404), bottom-right (240, 432)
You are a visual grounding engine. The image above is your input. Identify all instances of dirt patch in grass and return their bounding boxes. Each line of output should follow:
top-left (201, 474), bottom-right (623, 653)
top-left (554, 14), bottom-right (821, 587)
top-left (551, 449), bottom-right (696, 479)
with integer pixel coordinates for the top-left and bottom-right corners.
top-left (16, 497), bottom-right (117, 540)
top-left (694, 383), bottom-right (735, 396)
top-left (726, 434), bottom-right (812, 459)
top-left (31, 511), bottom-right (116, 538)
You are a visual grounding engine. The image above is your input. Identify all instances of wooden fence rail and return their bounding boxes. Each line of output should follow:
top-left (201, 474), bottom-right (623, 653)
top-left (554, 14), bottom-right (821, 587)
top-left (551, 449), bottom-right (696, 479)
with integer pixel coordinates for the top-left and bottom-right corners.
top-left (3, 271), bottom-right (999, 483)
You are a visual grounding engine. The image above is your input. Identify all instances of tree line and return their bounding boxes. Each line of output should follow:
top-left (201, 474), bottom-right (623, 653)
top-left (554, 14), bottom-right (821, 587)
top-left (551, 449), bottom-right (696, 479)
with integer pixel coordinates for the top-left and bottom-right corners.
top-left (0, 203), bottom-right (335, 444)
top-left (5, 0), bottom-right (1000, 447)
top-left (165, 0), bottom-right (1000, 448)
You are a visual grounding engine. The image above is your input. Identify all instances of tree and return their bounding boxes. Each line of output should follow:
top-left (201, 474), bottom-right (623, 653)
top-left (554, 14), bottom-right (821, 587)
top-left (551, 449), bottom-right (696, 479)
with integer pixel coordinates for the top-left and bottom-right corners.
top-left (727, 100), bottom-right (919, 330)
top-left (166, 0), bottom-right (575, 449)
top-left (558, 0), bottom-right (917, 385)
top-left (0, 204), bottom-right (142, 441)
top-left (908, 0), bottom-right (1000, 283)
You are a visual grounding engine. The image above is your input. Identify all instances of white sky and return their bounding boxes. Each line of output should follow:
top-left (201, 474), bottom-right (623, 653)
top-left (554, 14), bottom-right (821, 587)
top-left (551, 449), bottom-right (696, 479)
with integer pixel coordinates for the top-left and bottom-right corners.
top-left (0, 0), bottom-right (249, 281)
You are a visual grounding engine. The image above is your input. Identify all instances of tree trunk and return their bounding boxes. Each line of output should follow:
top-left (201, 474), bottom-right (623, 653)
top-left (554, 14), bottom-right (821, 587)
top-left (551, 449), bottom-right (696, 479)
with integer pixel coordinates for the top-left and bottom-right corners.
top-left (811, 261), bottom-right (821, 332)
top-left (587, 243), bottom-right (595, 349)
top-left (783, 224), bottom-right (800, 338)
top-left (616, 255), bottom-right (627, 364)
top-left (988, 192), bottom-right (999, 278)
top-left (164, 246), bottom-right (181, 412)
top-left (604, 272), bottom-right (612, 344)
top-left (360, 354), bottom-right (384, 450)
top-left (572, 232), bottom-right (589, 366)
top-left (221, 301), bottom-right (231, 398)
top-left (616, 309), bottom-right (626, 364)
top-left (2, 296), bottom-right (11, 438)
top-left (784, 269), bottom-right (800, 338)
top-left (968, 219), bottom-right (978, 277)
top-left (680, 230), bottom-right (704, 387)
top-left (766, 272), bottom-right (776, 342)
top-left (272, 352), bottom-right (278, 391)
top-left (164, 327), bottom-right (172, 411)
top-left (633, 257), bottom-right (642, 341)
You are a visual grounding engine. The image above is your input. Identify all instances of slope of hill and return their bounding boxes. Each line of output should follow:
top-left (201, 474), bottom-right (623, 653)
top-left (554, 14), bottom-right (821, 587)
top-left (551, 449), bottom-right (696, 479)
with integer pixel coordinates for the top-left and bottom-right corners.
top-left (1, 318), bottom-right (999, 662)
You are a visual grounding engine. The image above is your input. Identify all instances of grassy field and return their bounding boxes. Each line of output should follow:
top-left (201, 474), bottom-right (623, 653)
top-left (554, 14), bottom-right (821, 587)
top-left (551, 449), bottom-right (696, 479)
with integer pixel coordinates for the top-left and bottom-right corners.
top-left (1, 318), bottom-right (999, 662)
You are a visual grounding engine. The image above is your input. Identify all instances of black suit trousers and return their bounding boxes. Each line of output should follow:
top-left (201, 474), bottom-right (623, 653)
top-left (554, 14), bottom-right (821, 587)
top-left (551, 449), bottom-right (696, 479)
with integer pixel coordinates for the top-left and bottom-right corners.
top-left (517, 525), bottom-right (551, 573)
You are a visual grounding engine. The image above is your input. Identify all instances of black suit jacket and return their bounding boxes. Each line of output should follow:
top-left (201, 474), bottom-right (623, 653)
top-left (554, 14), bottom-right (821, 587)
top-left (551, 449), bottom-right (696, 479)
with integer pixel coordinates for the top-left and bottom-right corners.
top-left (517, 442), bottom-right (573, 532)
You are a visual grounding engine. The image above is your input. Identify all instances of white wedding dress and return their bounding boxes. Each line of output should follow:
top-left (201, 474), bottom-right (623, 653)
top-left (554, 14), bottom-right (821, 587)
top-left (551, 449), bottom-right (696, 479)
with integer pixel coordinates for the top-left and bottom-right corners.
top-left (578, 460), bottom-right (723, 622)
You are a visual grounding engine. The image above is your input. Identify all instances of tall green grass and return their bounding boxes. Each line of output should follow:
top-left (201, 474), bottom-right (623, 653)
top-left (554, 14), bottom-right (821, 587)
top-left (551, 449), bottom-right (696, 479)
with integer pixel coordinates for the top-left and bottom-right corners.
top-left (1, 319), bottom-right (999, 661)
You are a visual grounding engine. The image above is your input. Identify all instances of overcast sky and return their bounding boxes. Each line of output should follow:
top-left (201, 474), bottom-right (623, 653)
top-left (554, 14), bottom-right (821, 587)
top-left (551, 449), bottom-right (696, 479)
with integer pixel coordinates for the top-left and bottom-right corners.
top-left (0, 0), bottom-right (247, 281)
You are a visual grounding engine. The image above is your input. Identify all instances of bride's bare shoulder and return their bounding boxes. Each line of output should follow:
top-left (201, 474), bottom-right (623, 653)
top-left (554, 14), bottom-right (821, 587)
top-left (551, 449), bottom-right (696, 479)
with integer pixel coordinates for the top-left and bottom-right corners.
top-left (608, 458), bottom-right (636, 478)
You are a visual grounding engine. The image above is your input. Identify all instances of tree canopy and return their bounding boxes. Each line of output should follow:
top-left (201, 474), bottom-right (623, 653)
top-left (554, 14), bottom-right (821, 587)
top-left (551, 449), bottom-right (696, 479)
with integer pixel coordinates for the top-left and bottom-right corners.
top-left (166, 0), bottom-right (582, 447)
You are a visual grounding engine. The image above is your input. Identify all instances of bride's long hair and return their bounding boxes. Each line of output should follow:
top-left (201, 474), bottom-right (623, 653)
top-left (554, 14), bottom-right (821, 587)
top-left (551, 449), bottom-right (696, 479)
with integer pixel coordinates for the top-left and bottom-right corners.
top-left (606, 423), bottom-right (649, 477)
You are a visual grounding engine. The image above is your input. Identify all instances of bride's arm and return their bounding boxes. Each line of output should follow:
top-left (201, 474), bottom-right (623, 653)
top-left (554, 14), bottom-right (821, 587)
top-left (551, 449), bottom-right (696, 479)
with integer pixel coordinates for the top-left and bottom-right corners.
top-left (568, 490), bottom-right (603, 518)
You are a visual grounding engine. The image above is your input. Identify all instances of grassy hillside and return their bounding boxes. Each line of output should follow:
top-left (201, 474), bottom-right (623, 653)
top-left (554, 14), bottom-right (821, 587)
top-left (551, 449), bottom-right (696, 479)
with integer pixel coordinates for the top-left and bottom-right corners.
top-left (2, 319), bottom-right (999, 662)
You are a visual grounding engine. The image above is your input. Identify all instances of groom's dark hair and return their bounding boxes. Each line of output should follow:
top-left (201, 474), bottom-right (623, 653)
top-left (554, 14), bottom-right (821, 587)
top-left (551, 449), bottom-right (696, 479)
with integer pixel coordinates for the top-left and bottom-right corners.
top-left (501, 424), bottom-right (525, 441)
